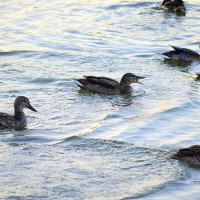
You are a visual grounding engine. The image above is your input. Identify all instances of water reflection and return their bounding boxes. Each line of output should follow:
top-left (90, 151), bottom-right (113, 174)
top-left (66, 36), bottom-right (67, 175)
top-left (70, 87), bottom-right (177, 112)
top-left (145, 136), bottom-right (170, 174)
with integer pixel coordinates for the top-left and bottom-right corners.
top-left (162, 58), bottom-right (192, 72)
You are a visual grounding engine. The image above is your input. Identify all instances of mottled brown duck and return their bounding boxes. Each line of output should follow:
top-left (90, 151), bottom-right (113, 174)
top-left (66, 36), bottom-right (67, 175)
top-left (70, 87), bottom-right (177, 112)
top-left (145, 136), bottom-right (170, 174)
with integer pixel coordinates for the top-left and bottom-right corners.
top-left (0, 96), bottom-right (37, 130)
top-left (75, 73), bottom-right (145, 95)
top-left (163, 46), bottom-right (200, 62)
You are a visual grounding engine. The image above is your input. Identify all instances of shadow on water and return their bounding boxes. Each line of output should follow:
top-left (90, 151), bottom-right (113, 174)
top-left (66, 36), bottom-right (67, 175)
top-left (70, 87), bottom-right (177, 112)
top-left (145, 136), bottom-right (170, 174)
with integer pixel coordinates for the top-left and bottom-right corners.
top-left (152, 4), bottom-right (186, 17)
top-left (0, 125), bottom-right (27, 134)
top-left (77, 88), bottom-right (145, 107)
top-left (2, 134), bottom-right (61, 146)
top-left (105, 2), bottom-right (153, 10)
top-left (14, 126), bottom-right (27, 132)
top-left (160, 11), bottom-right (186, 23)
top-left (0, 50), bottom-right (37, 56)
top-left (161, 58), bottom-right (192, 72)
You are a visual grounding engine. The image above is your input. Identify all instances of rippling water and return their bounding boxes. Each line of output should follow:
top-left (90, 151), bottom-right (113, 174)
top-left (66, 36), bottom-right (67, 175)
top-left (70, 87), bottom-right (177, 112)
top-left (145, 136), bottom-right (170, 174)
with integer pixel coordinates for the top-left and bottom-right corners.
top-left (1, 0), bottom-right (200, 199)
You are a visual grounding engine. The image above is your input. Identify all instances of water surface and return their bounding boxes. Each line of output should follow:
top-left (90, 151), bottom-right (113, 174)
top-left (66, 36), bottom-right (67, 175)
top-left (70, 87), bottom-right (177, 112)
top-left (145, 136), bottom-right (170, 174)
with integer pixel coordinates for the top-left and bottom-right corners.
top-left (0, 0), bottom-right (200, 199)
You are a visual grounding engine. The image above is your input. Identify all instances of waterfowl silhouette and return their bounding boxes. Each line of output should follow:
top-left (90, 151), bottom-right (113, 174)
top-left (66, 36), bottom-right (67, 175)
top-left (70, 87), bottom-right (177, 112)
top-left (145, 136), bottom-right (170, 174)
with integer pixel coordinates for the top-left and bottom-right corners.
top-left (75, 73), bottom-right (145, 95)
top-left (195, 73), bottom-right (200, 81)
top-left (0, 96), bottom-right (37, 130)
top-left (163, 46), bottom-right (200, 62)
top-left (162, 0), bottom-right (186, 13)
top-left (171, 145), bottom-right (200, 167)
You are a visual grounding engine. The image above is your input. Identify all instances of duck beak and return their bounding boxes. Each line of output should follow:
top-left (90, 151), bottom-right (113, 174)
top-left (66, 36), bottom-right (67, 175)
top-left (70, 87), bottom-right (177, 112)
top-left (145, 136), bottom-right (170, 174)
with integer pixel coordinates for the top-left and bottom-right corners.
top-left (28, 104), bottom-right (37, 112)
top-left (136, 75), bottom-right (145, 84)
top-left (137, 76), bottom-right (146, 79)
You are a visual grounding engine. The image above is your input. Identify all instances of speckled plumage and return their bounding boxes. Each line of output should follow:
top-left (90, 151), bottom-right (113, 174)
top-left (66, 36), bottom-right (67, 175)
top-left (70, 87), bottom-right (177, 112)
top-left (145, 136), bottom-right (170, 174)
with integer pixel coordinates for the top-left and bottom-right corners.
top-left (163, 46), bottom-right (200, 61)
top-left (162, 0), bottom-right (186, 13)
top-left (171, 145), bottom-right (200, 167)
top-left (0, 96), bottom-right (37, 130)
top-left (75, 73), bottom-right (145, 95)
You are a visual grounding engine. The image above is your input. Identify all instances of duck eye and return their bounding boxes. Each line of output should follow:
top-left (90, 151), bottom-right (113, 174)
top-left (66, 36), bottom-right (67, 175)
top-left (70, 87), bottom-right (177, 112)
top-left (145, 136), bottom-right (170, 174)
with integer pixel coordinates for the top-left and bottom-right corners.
top-left (24, 99), bottom-right (29, 104)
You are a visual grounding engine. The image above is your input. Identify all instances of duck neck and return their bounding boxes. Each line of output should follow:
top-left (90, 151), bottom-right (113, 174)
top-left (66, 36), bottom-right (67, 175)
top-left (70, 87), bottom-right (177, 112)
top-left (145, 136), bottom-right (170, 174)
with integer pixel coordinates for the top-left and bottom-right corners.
top-left (14, 106), bottom-right (26, 124)
top-left (120, 78), bottom-right (130, 87)
top-left (120, 82), bottom-right (132, 94)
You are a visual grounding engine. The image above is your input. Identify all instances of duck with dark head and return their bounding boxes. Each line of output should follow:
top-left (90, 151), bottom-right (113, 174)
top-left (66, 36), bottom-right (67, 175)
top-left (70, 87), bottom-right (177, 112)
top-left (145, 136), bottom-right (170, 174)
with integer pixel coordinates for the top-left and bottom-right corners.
top-left (0, 96), bottom-right (37, 130)
top-left (75, 73), bottom-right (145, 95)
top-left (162, 0), bottom-right (186, 14)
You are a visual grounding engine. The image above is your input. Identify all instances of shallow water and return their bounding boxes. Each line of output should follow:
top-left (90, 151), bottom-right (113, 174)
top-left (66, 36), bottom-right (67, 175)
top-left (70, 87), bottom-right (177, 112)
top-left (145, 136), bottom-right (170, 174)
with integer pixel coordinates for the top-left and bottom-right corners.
top-left (0, 0), bottom-right (200, 199)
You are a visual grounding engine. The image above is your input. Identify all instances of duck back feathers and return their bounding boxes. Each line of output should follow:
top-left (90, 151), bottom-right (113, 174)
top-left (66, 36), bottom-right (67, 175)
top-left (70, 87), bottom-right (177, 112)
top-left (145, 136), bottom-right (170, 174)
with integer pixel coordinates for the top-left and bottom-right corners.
top-left (0, 113), bottom-right (15, 129)
top-left (172, 145), bottom-right (200, 167)
top-left (75, 76), bottom-right (120, 95)
top-left (163, 46), bottom-right (200, 61)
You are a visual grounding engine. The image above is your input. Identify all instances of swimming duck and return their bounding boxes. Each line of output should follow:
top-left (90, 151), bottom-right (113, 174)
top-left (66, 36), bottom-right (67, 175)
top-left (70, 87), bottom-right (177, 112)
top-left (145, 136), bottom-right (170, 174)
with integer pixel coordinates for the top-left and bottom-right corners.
top-left (0, 96), bottom-right (37, 130)
top-left (162, 0), bottom-right (186, 13)
top-left (171, 145), bottom-right (200, 167)
top-left (163, 46), bottom-right (200, 62)
top-left (195, 73), bottom-right (200, 81)
top-left (75, 73), bottom-right (145, 95)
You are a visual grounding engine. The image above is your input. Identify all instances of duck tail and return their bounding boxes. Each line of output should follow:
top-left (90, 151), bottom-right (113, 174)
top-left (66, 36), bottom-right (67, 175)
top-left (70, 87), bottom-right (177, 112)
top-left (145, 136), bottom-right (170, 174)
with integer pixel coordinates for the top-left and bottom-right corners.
top-left (170, 45), bottom-right (178, 50)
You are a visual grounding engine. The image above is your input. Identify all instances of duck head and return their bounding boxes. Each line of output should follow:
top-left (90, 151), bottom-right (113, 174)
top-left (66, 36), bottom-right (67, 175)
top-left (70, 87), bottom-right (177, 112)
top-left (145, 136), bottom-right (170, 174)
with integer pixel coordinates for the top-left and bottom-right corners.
top-left (14, 96), bottom-right (37, 112)
top-left (162, 0), bottom-right (170, 6)
top-left (162, 0), bottom-right (184, 6)
top-left (120, 73), bottom-right (145, 86)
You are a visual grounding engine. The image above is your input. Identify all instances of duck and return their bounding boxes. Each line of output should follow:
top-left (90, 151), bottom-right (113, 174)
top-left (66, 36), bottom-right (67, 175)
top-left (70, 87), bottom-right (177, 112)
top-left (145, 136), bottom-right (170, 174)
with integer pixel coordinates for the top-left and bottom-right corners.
top-left (0, 96), bottom-right (37, 130)
top-left (195, 73), bottom-right (200, 81)
top-left (75, 73), bottom-right (145, 95)
top-left (163, 46), bottom-right (200, 62)
top-left (171, 145), bottom-right (200, 167)
top-left (162, 0), bottom-right (186, 13)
